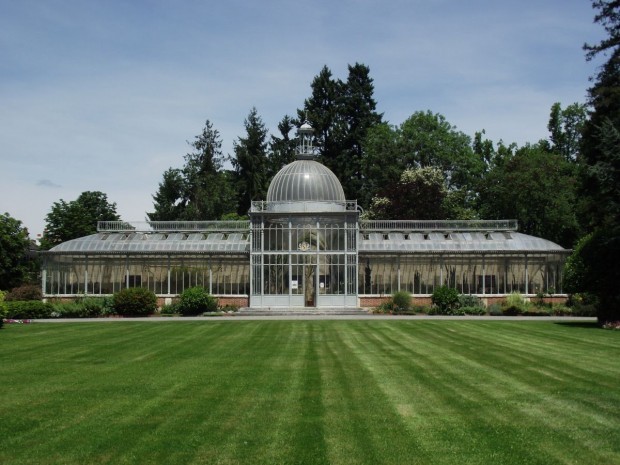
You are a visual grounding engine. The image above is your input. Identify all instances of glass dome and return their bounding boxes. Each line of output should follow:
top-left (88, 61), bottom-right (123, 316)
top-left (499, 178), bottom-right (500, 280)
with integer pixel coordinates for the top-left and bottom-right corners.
top-left (265, 159), bottom-right (346, 212)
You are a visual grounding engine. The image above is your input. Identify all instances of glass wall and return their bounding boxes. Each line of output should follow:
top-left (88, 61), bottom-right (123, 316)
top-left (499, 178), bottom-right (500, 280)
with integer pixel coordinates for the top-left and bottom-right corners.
top-left (43, 254), bottom-right (249, 296)
top-left (358, 253), bottom-right (566, 296)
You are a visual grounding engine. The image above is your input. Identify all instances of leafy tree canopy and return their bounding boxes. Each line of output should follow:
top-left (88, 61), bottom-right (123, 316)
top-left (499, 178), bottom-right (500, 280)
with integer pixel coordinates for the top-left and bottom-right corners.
top-left (40, 191), bottom-right (120, 250)
top-left (477, 143), bottom-right (580, 248)
top-left (0, 212), bottom-right (37, 290)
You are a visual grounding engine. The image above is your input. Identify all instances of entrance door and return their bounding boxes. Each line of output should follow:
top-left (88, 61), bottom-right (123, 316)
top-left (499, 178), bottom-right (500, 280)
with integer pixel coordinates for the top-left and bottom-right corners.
top-left (303, 263), bottom-right (316, 307)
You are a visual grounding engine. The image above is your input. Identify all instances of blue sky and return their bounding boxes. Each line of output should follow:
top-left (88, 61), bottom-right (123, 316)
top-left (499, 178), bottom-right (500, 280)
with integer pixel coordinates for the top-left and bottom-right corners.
top-left (0, 0), bottom-right (605, 239)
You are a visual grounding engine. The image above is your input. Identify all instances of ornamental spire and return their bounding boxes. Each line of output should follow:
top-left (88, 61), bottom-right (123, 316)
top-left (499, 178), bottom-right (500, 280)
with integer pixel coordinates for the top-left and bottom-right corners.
top-left (296, 122), bottom-right (317, 160)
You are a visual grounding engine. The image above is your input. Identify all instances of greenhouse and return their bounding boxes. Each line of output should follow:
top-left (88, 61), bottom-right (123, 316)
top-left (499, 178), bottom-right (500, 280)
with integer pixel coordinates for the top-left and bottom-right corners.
top-left (42, 124), bottom-right (569, 308)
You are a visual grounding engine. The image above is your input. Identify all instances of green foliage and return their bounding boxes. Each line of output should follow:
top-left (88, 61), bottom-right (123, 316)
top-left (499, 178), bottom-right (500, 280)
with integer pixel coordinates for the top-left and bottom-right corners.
top-left (488, 303), bottom-right (503, 316)
top-left (5, 301), bottom-right (53, 319)
top-left (567, 293), bottom-right (598, 317)
top-left (547, 102), bottom-right (587, 162)
top-left (367, 166), bottom-right (448, 220)
top-left (0, 290), bottom-right (6, 328)
top-left (392, 290), bottom-right (412, 312)
top-left (0, 212), bottom-right (37, 290)
top-left (458, 294), bottom-right (483, 308)
top-left (477, 143), bottom-right (580, 248)
top-left (455, 294), bottom-right (486, 316)
top-left (567, 227), bottom-right (620, 324)
top-left (231, 107), bottom-right (269, 215)
top-left (460, 306), bottom-right (487, 316)
top-left (40, 191), bottom-right (120, 249)
top-left (148, 120), bottom-right (239, 221)
top-left (300, 64), bottom-right (382, 205)
top-left (6, 284), bottom-right (42, 302)
top-left (431, 286), bottom-right (460, 314)
top-left (362, 111), bottom-right (481, 214)
top-left (219, 304), bottom-right (239, 313)
top-left (267, 115), bottom-right (298, 181)
top-left (50, 297), bottom-right (113, 318)
top-left (578, 2), bottom-right (620, 324)
top-left (160, 302), bottom-right (179, 315)
top-left (502, 292), bottom-right (528, 316)
top-left (112, 288), bottom-right (157, 316)
top-left (178, 287), bottom-right (218, 315)
top-left (374, 300), bottom-right (395, 314)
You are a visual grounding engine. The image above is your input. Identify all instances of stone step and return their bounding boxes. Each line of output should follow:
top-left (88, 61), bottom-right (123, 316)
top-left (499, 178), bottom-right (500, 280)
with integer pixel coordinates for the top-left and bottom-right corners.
top-left (237, 307), bottom-right (368, 316)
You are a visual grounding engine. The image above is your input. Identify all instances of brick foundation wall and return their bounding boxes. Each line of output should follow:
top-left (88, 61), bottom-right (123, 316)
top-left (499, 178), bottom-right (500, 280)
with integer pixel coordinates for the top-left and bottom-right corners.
top-left (360, 295), bottom-right (568, 309)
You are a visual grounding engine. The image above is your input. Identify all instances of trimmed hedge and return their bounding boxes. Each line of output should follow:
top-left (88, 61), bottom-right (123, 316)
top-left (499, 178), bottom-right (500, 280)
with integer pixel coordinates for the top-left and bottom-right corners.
top-left (5, 301), bottom-right (53, 319)
top-left (113, 288), bottom-right (157, 316)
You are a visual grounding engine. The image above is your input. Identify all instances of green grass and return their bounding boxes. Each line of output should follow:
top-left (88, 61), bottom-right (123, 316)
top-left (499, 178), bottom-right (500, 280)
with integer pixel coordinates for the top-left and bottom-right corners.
top-left (1, 321), bottom-right (619, 465)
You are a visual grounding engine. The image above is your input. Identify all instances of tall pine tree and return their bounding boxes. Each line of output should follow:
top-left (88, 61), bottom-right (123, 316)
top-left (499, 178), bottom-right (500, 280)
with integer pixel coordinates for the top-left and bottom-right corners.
top-left (231, 107), bottom-right (269, 215)
top-left (571, 0), bottom-right (620, 324)
top-left (148, 120), bottom-right (238, 221)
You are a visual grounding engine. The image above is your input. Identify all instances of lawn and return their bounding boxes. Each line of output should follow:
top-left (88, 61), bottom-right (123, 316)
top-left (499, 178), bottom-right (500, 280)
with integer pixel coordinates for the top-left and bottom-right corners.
top-left (1, 320), bottom-right (619, 465)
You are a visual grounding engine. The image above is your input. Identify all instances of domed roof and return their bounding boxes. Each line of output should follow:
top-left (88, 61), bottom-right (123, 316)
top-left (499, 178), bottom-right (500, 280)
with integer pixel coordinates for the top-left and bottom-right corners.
top-left (266, 159), bottom-right (346, 205)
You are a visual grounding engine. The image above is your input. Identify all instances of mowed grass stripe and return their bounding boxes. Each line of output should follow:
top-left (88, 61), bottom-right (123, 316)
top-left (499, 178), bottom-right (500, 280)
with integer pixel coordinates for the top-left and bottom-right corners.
top-left (318, 323), bottom-right (429, 465)
top-left (340, 321), bottom-right (620, 465)
top-left (1, 321), bottom-right (619, 465)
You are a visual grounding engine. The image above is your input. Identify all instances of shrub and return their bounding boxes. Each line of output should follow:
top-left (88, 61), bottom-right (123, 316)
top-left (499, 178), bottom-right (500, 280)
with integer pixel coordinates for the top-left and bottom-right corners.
top-left (567, 293), bottom-right (598, 317)
top-left (392, 290), bottom-right (412, 312)
top-left (178, 287), bottom-right (218, 315)
top-left (374, 300), bottom-right (395, 314)
top-left (488, 303), bottom-right (502, 316)
top-left (113, 288), bottom-right (157, 316)
top-left (461, 306), bottom-right (487, 316)
top-left (6, 284), bottom-right (42, 302)
top-left (5, 301), bottom-right (53, 319)
top-left (502, 292), bottom-right (528, 315)
top-left (219, 304), bottom-right (239, 313)
top-left (550, 304), bottom-right (572, 316)
top-left (458, 294), bottom-right (482, 308)
top-left (431, 286), bottom-right (460, 314)
top-left (49, 297), bottom-right (112, 318)
top-left (0, 291), bottom-right (6, 329)
top-left (160, 302), bottom-right (179, 315)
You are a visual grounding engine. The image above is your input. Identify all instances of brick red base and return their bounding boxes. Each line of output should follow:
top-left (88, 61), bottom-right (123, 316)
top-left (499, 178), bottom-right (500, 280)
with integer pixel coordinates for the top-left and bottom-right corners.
top-left (360, 295), bottom-right (568, 309)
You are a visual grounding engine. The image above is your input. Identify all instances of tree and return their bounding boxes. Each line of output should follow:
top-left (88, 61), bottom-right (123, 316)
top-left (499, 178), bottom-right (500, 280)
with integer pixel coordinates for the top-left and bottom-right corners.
top-left (478, 143), bottom-right (580, 248)
top-left (0, 213), bottom-right (37, 290)
top-left (40, 191), bottom-right (120, 249)
top-left (361, 122), bottom-right (403, 207)
top-left (299, 64), bottom-right (382, 204)
top-left (149, 168), bottom-right (186, 221)
top-left (231, 107), bottom-right (269, 215)
top-left (299, 65), bottom-right (345, 165)
top-left (366, 166), bottom-right (448, 220)
top-left (148, 119), bottom-right (238, 221)
top-left (576, 0), bottom-right (620, 324)
top-left (338, 63), bottom-right (383, 200)
top-left (547, 102), bottom-right (587, 162)
top-left (267, 115), bottom-right (298, 181)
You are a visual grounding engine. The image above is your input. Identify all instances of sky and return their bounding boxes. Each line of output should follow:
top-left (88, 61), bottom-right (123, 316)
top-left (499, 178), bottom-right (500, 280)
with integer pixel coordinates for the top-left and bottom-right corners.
top-left (0, 0), bottom-right (606, 240)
